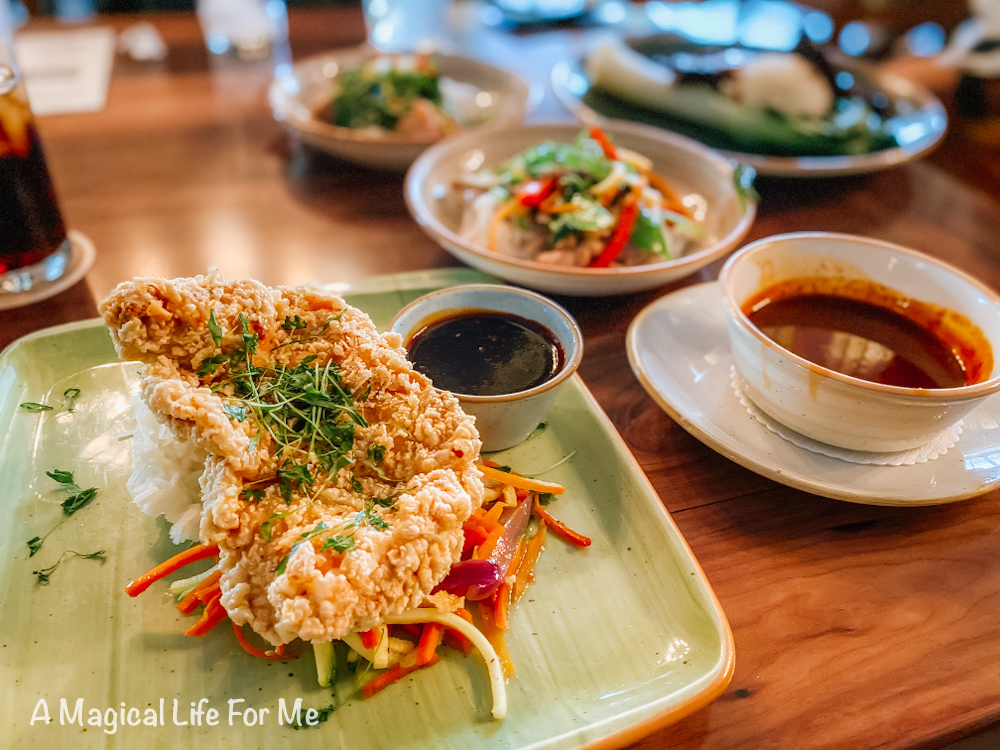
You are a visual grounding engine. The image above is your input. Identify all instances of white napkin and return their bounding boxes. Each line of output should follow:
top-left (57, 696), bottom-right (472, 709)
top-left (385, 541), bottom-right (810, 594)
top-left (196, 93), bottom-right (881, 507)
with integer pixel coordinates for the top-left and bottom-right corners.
top-left (14, 27), bottom-right (115, 116)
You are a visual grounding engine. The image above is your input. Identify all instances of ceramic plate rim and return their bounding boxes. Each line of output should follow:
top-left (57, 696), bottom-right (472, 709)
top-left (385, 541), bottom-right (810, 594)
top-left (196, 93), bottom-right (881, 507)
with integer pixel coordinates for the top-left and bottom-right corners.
top-left (551, 57), bottom-right (948, 178)
top-left (627, 281), bottom-right (1000, 506)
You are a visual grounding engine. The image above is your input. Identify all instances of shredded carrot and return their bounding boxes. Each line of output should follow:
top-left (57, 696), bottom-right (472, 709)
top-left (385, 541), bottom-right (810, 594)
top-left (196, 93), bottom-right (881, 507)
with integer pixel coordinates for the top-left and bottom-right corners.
top-left (477, 601), bottom-right (515, 677)
top-left (478, 464), bottom-right (564, 495)
top-left (415, 622), bottom-right (444, 665)
top-left (361, 654), bottom-right (439, 698)
top-left (196, 581), bottom-right (222, 605)
top-left (488, 197), bottom-right (523, 253)
top-left (177, 570), bottom-right (222, 614)
top-left (588, 125), bottom-right (618, 160)
top-left (647, 171), bottom-right (694, 218)
top-left (533, 496), bottom-right (591, 547)
top-left (125, 543), bottom-right (220, 597)
top-left (359, 627), bottom-right (379, 650)
top-left (184, 592), bottom-right (228, 637)
top-left (514, 521), bottom-right (547, 602)
top-left (493, 581), bottom-right (512, 630)
top-left (475, 524), bottom-right (504, 560)
top-left (483, 501), bottom-right (505, 525)
top-left (232, 623), bottom-right (294, 660)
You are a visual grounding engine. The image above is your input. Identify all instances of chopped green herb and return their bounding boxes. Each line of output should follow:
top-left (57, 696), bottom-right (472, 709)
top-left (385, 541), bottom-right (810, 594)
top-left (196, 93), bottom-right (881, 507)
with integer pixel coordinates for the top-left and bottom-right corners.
top-left (275, 542), bottom-right (300, 575)
top-left (537, 492), bottom-right (557, 506)
top-left (350, 477), bottom-right (364, 494)
top-left (208, 309), bottom-right (224, 348)
top-left (26, 537), bottom-right (44, 557)
top-left (299, 522), bottom-right (329, 542)
top-left (321, 533), bottom-right (356, 554)
top-left (198, 354), bottom-right (228, 377)
top-left (61, 487), bottom-right (98, 516)
top-left (46, 469), bottom-right (76, 487)
top-left (281, 315), bottom-right (307, 331)
top-left (223, 403), bottom-right (248, 422)
top-left (367, 444), bottom-right (386, 463)
top-left (19, 402), bottom-right (52, 412)
top-left (242, 488), bottom-right (266, 503)
top-left (261, 511), bottom-right (294, 541)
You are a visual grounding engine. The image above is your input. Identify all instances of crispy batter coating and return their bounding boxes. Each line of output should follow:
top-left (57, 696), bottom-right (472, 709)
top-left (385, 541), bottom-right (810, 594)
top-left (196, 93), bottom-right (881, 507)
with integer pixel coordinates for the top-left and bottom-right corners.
top-left (102, 273), bottom-right (483, 645)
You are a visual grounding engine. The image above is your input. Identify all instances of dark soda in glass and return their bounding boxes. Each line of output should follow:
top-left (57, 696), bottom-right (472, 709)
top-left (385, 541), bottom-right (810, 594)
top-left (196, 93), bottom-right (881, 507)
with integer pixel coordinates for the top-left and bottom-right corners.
top-left (0, 64), bottom-right (68, 276)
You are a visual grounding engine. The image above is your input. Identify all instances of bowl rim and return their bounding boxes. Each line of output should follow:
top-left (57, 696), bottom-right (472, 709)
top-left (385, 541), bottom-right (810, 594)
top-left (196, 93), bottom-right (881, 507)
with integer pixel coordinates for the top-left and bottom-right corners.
top-left (386, 283), bottom-right (584, 403)
top-left (403, 119), bottom-right (758, 279)
top-left (270, 47), bottom-right (535, 147)
top-left (718, 231), bottom-right (1000, 399)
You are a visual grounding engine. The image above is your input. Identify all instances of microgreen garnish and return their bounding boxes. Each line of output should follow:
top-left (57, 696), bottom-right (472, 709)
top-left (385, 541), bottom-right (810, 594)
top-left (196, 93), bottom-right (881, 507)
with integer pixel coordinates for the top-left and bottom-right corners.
top-left (223, 403), bottom-right (248, 422)
top-left (208, 309), bottom-right (225, 347)
top-left (27, 471), bottom-right (98, 556)
top-left (20, 387), bottom-right (83, 414)
top-left (242, 488), bottom-right (266, 503)
top-left (61, 487), bottom-right (98, 516)
top-left (537, 492), bottom-right (557, 506)
top-left (62, 388), bottom-right (81, 412)
top-left (261, 511), bottom-right (294, 542)
top-left (33, 549), bottom-right (106, 584)
top-left (281, 315), bottom-right (307, 331)
top-left (350, 477), bottom-right (364, 494)
top-left (321, 534), bottom-right (356, 554)
top-left (19, 402), bottom-right (53, 412)
top-left (367, 445), bottom-right (385, 463)
top-left (46, 469), bottom-right (77, 487)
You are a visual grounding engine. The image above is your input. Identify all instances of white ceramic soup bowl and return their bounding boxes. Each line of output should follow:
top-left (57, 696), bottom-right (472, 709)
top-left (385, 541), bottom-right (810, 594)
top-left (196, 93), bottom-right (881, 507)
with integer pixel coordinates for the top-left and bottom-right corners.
top-left (388, 284), bottom-right (583, 452)
top-left (719, 233), bottom-right (1000, 452)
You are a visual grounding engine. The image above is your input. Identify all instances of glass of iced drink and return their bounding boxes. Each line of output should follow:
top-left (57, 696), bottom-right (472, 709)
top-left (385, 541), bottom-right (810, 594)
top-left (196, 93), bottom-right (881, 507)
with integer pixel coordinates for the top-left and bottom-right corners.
top-left (0, 23), bottom-right (72, 299)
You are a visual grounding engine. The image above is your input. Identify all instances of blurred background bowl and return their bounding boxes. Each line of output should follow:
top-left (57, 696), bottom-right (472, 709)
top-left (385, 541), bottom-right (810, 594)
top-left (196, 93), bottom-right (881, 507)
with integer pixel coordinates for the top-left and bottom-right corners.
top-left (269, 47), bottom-right (536, 171)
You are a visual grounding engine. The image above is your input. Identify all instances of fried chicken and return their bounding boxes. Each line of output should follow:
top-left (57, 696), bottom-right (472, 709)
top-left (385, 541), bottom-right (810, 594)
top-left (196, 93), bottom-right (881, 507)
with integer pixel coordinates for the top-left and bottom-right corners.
top-left (101, 273), bottom-right (483, 645)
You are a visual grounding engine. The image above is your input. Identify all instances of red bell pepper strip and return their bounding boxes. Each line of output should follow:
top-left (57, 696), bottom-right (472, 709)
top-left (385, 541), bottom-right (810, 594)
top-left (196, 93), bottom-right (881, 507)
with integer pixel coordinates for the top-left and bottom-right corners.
top-left (589, 200), bottom-right (639, 268)
top-left (588, 125), bottom-right (618, 160)
top-left (516, 176), bottom-right (558, 208)
top-left (533, 495), bottom-right (592, 547)
top-left (359, 627), bottom-right (380, 650)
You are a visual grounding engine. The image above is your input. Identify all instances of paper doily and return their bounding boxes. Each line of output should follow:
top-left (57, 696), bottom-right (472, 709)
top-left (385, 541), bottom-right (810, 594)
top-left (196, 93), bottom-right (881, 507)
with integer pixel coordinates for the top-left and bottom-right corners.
top-left (729, 367), bottom-right (962, 466)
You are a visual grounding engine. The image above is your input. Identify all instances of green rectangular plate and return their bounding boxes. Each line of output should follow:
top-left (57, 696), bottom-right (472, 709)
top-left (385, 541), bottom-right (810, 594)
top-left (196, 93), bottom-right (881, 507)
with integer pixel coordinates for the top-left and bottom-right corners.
top-left (0, 269), bottom-right (733, 749)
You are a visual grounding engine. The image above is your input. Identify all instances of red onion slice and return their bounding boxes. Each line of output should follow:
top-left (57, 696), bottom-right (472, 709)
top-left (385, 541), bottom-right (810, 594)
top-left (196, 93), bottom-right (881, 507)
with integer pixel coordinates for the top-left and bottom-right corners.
top-left (466, 497), bottom-right (532, 601)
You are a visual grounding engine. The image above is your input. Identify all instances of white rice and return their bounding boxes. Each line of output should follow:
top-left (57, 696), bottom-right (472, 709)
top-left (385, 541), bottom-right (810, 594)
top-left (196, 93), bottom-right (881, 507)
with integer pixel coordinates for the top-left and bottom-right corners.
top-left (125, 395), bottom-right (205, 544)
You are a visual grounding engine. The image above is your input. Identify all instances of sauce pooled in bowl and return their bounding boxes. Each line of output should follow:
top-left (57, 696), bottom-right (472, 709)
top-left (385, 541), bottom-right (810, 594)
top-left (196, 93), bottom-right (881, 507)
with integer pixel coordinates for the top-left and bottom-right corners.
top-left (742, 276), bottom-right (993, 389)
top-left (407, 310), bottom-right (564, 396)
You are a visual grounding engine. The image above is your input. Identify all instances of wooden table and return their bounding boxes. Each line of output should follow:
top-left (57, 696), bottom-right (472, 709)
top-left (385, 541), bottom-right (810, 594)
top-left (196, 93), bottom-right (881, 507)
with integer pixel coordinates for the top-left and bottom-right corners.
top-left (5, 6), bottom-right (1000, 749)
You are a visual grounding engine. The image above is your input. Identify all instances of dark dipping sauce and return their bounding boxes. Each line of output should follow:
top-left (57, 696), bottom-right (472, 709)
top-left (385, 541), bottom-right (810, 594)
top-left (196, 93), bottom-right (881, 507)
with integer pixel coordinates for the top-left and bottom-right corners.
top-left (742, 277), bottom-right (993, 389)
top-left (407, 311), bottom-right (563, 396)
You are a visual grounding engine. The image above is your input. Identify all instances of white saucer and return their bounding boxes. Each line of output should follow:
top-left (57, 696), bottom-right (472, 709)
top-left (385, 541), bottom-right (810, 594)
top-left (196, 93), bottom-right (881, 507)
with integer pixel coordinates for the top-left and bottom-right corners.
top-left (0, 229), bottom-right (96, 311)
top-left (626, 282), bottom-right (1000, 506)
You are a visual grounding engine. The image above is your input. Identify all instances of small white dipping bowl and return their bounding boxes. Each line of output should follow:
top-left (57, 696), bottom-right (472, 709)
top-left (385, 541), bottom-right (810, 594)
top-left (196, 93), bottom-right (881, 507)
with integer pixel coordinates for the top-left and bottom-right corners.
top-left (719, 233), bottom-right (1000, 452)
top-left (388, 284), bottom-right (583, 452)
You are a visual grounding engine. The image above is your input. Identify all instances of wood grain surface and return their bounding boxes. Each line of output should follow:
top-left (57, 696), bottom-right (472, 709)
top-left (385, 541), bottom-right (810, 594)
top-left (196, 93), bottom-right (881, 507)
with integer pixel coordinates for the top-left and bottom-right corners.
top-left (3, 5), bottom-right (1000, 749)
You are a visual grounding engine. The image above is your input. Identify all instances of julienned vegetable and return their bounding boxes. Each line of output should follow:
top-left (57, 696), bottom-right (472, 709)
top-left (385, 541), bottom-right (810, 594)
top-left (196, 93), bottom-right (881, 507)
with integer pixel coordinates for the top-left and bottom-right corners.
top-left (457, 127), bottom-right (706, 268)
top-left (122, 460), bottom-right (590, 722)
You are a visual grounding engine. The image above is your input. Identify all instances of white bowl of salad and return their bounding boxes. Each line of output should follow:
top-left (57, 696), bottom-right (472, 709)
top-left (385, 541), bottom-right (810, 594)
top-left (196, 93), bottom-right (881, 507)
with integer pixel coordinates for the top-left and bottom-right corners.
top-left (405, 121), bottom-right (757, 295)
top-left (269, 47), bottom-right (535, 171)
